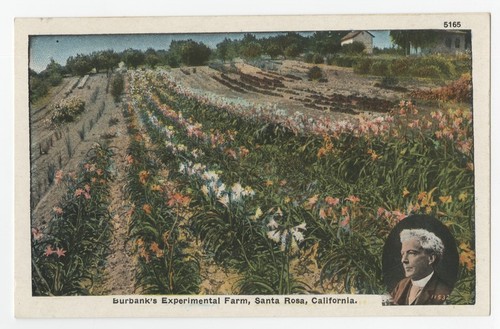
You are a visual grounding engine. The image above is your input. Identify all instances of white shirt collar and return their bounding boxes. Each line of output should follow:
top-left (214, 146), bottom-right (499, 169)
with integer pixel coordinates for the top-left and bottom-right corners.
top-left (411, 271), bottom-right (434, 288)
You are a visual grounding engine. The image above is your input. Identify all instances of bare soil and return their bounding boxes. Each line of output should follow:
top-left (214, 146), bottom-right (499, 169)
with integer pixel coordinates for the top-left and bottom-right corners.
top-left (168, 60), bottom-right (433, 123)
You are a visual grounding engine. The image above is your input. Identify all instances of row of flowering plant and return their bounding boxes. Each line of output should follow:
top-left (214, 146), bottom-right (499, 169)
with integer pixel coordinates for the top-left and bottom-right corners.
top-left (31, 143), bottom-right (114, 295)
top-left (127, 70), bottom-right (475, 302)
top-left (123, 92), bottom-right (201, 294)
top-left (130, 75), bottom-right (312, 294)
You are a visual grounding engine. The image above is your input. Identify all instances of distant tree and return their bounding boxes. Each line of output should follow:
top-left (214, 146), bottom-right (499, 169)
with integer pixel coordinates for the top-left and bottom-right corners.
top-left (44, 58), bottom-right (64, 85)
top-left (216, 38), bottom-right (238, 62)
top-left (29, 69), bottom-right (49, 103)
top-left (311, 31), bottom-right (343, 55)
top-left (122, 48), bottom-right (145, 69)
top-left (241, 33), bottom-right (257, 44)
top-left (240, 41), bottom-right (263, 59)
top-left (91, 50), bottom-right (120, 74)
top-left (169, 40), bottom-right (212, 66)
top-left (284, 44), bottom-right (302, 58)
top-left (390, 30), bottom-right (439, 55)
top-left (265, 43), bottom-right (283, 59)
top-left (145, 48), bottom-right (160, 68)
top-left (66, 54), bottom-right (93, 76)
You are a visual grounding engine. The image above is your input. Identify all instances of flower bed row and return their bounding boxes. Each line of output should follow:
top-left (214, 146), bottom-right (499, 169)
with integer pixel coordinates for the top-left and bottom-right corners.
top-left (126, 69), bottom-right (475, 302)
top-left (31, 143), bottom-right (114, 295)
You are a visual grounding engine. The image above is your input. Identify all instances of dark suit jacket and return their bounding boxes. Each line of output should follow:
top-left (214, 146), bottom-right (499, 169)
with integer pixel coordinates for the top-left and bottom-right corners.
top-left (391, 273), bottom-right (452, 305)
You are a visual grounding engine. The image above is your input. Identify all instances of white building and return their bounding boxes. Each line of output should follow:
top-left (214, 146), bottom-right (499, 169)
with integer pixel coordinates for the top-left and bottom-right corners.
top-left (340, 31), bottom-right (375, 54)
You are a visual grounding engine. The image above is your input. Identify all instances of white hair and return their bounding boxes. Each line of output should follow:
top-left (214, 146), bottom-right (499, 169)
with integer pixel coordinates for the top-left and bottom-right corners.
top-left (400, 229), bottom-right (444, 258)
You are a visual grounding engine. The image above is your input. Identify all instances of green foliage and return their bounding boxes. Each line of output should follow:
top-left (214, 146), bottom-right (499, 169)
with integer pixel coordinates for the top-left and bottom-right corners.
top-left (122, 48), bottom-right (146, 69)
top-left (353, 58), bottom-right (373, 74)
top-left (66, 54), bottom-right (93, 76)
top-left (29, 59), bottom-right (66, 103)
top-left (327, 55), bottom-right (359, 67)
top-left (240, 41), bottom-right (263, 60)
top-left (347, 54), bottom-right (469, 80)
top-left (144, 48), bottom-right (160, 68)
top-left (168, 39), bottom-right (212, 66)
top-left (304, 53), bottom-right (324, 64)
top-left (310, 31), bottom-right (343, 55)
top-left (370, 61), bottom-right (390, 76)
top-left (50, 97), bottom-right (86, 125)
top-left (390, 30), bottom-right (440, 55)
top-left (111, 73), bottom-right (124, 102)
top-left (32, 143), bottom-right (114, 296)
top-left (29, 72), bottom-right (50, 103)
top-left (307, 66), bottom-right (324, 81)
top-left (125, 136), bottom-right (201, 294)
top-left (341, 41), bottom-right (366, 54)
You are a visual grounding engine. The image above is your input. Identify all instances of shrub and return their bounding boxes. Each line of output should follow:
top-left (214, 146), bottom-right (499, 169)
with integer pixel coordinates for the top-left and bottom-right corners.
top-left (331, 55), bottom-right (358, 67)
top-left (341, 41), bottom-right (366, 54)
top-left (353, 58), bottom-right (372, 74)
top-left (410, 65), bottom-right (442, 79)
top-left (111, 73), bottom-right (124, 102)
top-left (304, 53), bottom-right (324, 64)
top-left (418, 55), bottom-right (455, 78)
top-left (381, 76), bottom-right (399, 87)
top-left (108, 117), bottom-right (119, 126)
top-left (47, 72), bottom-right (63, 86)
top-left (371, 61), bottom-right (390, 76)
top-left (50, 97), bottom-right (86, 125)
top-left (411, 73), bottom-right (472, 103)
top-left (389, 57), bottom-right (412, 76)
top-left (307, 66), bottom-right (324, 81)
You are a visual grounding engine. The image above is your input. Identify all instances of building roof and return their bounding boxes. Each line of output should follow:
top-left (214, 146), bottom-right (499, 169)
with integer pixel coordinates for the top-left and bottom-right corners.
top-left (341, 30), bottom-right (375, 42)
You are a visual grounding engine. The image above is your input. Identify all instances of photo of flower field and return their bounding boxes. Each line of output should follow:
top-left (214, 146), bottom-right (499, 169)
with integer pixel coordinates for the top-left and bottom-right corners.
top-left (29, 30), bottom-right (475, 304)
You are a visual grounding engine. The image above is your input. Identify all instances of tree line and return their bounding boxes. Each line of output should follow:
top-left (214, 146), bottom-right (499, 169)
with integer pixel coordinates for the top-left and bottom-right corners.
top-left (30, 30), bottom-right (454, 103)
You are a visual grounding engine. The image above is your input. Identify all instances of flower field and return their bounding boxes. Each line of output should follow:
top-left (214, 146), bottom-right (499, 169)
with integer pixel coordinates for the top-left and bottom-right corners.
top-left (31, 65), bottom-right (475, 303)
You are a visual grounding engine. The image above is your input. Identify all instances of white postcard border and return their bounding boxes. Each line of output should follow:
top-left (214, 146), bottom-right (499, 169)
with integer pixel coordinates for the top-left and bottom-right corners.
top-left (14, 13), bottom-right (491, 318)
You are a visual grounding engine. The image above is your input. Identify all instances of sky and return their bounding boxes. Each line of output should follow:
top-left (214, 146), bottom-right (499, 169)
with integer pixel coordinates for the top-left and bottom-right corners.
top-left (29, 30), bottom-right (393, 73)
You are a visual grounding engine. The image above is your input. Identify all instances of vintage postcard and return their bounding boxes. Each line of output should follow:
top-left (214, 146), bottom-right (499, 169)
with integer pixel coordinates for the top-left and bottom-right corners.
top-left (14, 13), bottom-right (490, 317)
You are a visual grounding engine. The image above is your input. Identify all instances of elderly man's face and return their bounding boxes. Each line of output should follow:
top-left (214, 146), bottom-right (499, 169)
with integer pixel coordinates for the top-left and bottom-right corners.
top-left (401, 237), bottom-right (435, 280)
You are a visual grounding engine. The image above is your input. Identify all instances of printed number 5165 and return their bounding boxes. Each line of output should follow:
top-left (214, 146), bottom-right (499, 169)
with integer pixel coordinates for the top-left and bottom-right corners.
top-left (444, 21), bottom-right (461, 28)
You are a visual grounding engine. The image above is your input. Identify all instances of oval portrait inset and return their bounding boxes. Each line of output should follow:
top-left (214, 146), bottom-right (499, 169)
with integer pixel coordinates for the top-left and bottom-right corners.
top-left (382, 214), bottom-right (459, 305)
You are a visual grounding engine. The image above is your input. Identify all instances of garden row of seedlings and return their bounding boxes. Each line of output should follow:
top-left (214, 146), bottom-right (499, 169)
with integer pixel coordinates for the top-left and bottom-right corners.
top-left (31, 142), bottom-right (115, 295)
top-left (33, 94), bottom-right (107, 209)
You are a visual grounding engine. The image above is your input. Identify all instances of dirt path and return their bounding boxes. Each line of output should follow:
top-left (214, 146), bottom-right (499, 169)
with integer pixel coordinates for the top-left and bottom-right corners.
top-left (91, 135), bottom-right (137, 295)
top-left (91, 86), bottom-right (138, 295)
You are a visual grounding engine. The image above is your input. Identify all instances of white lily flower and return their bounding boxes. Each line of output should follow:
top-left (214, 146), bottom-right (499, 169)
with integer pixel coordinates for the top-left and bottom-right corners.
top-left (201, 185), bottom-right (209, 196)
top-left (294, 223), bottom-right (307, 231)
top-left (267, 218), bottom-right (279, 229)
top-left (267, 230), bottom-right (281, 243)
top-left (218, 194), bottom-right (229, 207)
top-left (291, 229), bottom-right (305, 243)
